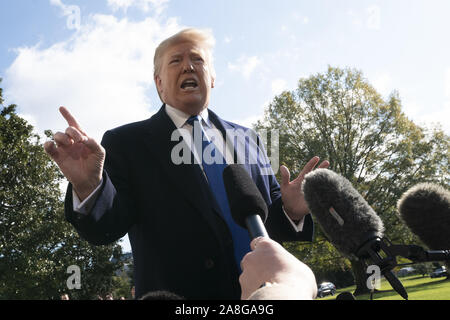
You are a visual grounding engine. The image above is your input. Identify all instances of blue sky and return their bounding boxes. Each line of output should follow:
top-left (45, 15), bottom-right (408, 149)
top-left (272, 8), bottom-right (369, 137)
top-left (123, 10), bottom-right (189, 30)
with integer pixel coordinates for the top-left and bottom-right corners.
top-left (1, 0), bottom-right (449, 252)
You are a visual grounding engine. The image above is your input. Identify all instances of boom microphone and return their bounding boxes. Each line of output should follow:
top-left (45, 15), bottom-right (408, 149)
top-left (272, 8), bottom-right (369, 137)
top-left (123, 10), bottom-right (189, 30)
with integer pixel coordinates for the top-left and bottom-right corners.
top-left (302, 169), bottom-right (384, 258)
top-left (397, 183), bottom-right (450, 251)
top-left (302, 169), bottom-right (408, 300)
top-left (223, 164), bottom-right (269, 239)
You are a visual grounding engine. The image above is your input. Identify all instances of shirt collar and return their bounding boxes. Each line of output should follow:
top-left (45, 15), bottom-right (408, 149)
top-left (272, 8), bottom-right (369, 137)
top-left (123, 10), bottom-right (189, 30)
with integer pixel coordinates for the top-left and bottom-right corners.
top-left (165, 104), bottom-right (212, 128)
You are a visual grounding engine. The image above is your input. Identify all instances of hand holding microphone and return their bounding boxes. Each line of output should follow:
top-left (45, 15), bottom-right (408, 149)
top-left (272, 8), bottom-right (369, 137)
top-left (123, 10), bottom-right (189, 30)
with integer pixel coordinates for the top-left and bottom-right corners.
top-left (239, 237), bottom-right (317, 300)
top-left (223, 164), bottom-right (317, 300)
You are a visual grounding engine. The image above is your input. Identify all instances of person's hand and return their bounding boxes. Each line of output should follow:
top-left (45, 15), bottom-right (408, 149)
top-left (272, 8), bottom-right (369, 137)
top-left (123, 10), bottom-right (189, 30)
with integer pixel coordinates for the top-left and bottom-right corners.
top-left (280, 156), bottom-right (329, 221)
top-left (239, 237), bottom-right (317, 300)
top-left (44, 107), bottom-right (105, 201)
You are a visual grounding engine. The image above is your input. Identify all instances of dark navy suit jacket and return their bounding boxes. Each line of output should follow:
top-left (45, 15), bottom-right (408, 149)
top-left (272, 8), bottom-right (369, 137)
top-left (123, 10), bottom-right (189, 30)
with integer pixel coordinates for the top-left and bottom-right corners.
top-left (65, 105), bottom-right (313, 299)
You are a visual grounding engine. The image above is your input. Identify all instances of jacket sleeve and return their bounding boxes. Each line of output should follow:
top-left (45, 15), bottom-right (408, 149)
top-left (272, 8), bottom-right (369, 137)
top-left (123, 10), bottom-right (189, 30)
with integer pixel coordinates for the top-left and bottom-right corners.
top-left (65, 129), bottom-right (139, 245)
top-left (264, 175), bottom-right (314, 243)
top-left (250, 131), bottom-right (314, 243)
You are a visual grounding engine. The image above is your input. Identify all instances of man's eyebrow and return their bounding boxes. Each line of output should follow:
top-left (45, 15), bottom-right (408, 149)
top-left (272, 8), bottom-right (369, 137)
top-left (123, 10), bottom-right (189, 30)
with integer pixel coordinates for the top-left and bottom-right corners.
top-left (169, 53), bottom-right (182, 58)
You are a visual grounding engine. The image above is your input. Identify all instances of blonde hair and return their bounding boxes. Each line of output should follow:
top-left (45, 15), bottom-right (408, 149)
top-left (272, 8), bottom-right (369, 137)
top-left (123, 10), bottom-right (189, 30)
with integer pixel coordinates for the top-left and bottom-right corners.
top-left (153, 28), bottom-right (216, 79)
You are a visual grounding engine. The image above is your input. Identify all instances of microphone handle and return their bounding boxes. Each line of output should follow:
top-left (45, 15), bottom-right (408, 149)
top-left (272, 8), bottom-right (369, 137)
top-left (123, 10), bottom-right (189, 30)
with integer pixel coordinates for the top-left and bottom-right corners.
top-left (245, 215), bottom-right (269, 239)
top-left (425, 250), bottom-right (450, 262)
top-left (383, 270), bottom-right (408, 300)
top-left (388, 244), bottom-right (450, 262)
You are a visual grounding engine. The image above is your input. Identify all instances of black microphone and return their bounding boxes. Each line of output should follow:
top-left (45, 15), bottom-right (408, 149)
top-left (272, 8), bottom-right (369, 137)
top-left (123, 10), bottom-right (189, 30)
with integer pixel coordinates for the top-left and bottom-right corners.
top-left (397, 183), bottom-right (450, 251)
top-left (223, 164), bottom-right (269, 239)
top-left (336, 292), bottom-right (356, 300)
top-left (302, 168), bottom-right (408, 300)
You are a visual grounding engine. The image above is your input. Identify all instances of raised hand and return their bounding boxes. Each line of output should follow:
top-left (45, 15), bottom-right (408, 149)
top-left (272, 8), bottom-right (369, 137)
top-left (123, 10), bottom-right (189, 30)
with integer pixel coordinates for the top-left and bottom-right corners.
top-left (44, 107), bottom-right (105, 201)
top-left (280, 156), bottom-right (329, 221)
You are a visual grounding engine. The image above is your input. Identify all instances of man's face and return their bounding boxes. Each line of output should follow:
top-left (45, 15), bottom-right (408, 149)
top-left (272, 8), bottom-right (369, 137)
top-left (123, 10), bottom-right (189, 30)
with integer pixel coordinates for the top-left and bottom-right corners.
top-left (155, 41), bottom-right (215, 115)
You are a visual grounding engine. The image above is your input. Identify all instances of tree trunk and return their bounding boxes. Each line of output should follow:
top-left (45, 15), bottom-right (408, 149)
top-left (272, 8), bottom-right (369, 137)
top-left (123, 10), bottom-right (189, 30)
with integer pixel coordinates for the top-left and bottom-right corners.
top-left (350, 259), bottom-right (371, 296)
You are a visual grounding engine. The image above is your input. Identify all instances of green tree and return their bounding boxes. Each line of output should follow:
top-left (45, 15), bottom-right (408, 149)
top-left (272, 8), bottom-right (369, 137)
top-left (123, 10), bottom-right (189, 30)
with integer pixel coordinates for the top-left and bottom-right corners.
top-left (256, 67), bottom-right (449, 296)
top-left (0, 80), bottom-right (124, 299)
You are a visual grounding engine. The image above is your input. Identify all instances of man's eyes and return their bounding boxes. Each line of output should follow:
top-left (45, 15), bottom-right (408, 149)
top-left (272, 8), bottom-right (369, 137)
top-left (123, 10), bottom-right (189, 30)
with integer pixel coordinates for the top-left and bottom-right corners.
top-left (168, 56), bottom-right (204, 64)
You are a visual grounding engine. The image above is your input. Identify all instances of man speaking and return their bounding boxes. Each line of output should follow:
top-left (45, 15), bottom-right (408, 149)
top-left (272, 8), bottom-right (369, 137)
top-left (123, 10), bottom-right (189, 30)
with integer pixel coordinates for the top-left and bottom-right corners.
top-left (44, 28), bottom-right (328, 299)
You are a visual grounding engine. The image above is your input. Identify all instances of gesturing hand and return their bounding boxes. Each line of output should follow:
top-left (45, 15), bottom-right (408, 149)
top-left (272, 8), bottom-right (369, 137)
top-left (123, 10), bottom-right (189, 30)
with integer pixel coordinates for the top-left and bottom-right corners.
top-left (44, 107), bottom-right (105, 201)
top-left (280, 156), bottom-right (329, 221)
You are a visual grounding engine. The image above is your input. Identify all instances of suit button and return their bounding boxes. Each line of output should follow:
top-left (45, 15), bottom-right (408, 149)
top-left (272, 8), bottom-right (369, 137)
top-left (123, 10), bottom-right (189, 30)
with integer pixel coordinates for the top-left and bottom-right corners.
top-left (204, 258), bottom-right (215, 270)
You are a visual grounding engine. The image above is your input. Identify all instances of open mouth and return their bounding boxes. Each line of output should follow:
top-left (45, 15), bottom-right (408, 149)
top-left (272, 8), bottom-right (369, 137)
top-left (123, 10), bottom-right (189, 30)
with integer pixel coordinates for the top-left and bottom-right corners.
top-left (180, 79), bottom-right (198, 90)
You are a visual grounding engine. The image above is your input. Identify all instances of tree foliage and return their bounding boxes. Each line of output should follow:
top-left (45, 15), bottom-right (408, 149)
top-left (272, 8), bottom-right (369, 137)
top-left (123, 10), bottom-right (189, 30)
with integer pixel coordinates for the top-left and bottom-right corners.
top-left (0, 80), bottom-right (125, 299)
top-left (256, 67), bottom-right (450, 294)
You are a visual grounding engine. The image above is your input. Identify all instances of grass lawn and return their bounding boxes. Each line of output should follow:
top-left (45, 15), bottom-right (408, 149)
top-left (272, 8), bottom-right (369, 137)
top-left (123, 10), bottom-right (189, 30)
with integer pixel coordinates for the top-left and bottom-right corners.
top-left (318, 275), bottom-right (450, 300)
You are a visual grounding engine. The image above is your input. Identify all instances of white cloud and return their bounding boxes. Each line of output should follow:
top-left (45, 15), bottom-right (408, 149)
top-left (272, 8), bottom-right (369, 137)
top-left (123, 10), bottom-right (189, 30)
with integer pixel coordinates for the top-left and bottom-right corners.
top-left (292, 12), bottom-right (309, 25)
top-left (399, 87), bottom-right (450, 135)
top-left (228, 55), bottom-right (263, 80)
top-left (366, 5), bottom-right (381, 31)
top-left (224, 36), bottom-right (232, 44)
top-left (347, 6), bottom-right (381, 31)
top-left (371, 72), bottom-right (393, 97)
top-left (231, 114), bottom-right (263, 129)
top-left (107, 0), bottom-right (169, 14)
top-left (445, 68), bottom-right (450, 98)
top-left (347, 9), bottom-right (363, 28)
top-left (368, 71), bottom-right (448, 134)
top-left (4, 13), bottom-right (182, 142)
top-left (440, 68), bottom-right (450, 133)
top-left (271, 78), bottom-right (288, 96)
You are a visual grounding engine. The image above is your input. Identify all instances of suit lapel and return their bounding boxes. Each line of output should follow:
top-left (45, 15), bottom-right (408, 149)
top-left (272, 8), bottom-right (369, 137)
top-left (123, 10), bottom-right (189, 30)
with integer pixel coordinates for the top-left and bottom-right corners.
top-left (142, 105), bottom-right (227, 234)
top-left (209, 109), bottom-right (253, 175)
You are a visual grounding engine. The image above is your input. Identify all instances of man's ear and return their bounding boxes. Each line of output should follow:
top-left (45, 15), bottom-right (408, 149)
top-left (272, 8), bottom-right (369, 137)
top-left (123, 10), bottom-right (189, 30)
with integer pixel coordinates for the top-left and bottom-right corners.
top-left (211, 77), bottom-right (215, 89)
top-left (155, 75), bottom-right (162, 93)
top-left (154, 75), bottom-right (164, 103)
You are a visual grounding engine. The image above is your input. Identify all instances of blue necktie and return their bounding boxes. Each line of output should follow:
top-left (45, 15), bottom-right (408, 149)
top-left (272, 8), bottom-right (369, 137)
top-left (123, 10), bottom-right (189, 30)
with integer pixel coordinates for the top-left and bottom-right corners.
top-left (187, 115), bottom-right (250, 272)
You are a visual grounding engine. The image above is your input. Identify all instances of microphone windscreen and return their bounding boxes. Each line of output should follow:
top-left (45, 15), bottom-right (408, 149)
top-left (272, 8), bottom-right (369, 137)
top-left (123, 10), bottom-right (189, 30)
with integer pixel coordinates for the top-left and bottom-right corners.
top-left (302, 169), bottom-right (384, 258)
top-left (397, 183), bottom-right (450, 250)
top-left (223, 164), bottom-right (268, 228)
top-left (335, 292), bottom-right (356, 300)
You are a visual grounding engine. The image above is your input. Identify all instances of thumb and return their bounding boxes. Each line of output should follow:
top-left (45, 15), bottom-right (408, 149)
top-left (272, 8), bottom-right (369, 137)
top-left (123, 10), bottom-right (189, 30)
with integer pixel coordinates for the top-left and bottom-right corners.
top-left (279, 165), bottom-right (290, 187)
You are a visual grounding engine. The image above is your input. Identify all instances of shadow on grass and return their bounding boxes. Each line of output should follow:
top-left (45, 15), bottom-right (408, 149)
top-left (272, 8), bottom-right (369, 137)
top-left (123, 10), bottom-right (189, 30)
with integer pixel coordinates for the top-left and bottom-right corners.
top-left (355, 276), bottom-right (450, 300)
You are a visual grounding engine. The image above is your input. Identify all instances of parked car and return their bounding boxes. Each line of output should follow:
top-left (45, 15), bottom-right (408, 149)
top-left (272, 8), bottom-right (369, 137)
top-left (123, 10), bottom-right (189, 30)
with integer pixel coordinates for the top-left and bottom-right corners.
top-left (397, 267), bottom-right (416, 277)
top-left (317, 282), bottom-right (336, 298)
top-left (430, 266), bottom-right (447, 278)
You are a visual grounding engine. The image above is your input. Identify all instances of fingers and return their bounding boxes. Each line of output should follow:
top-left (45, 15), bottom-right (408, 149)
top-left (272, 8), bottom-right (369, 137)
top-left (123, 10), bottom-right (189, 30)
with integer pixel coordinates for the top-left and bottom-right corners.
top-left (250, 237), bottom-right (263, 251)
top-left (59, 106), bottom-right (86, 135)
top-left (66, 126), bottom-right (87, 143)
top-left (281, 157), bottom-right (320, 185)
top-left (318, 160), bottom-right (330, 169)
top-left (299, 156), bottom-right (320, 176)
top-left (53, 131), bottom-right (74, 147)
top-left (48, 125), bottom-right (101, 153)
top-left (43, 140), bottom-right (59, 159)
top-left (293, 156), bottom-right (330, 182)
top-left (279, 165), bottom-right (290, 187)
